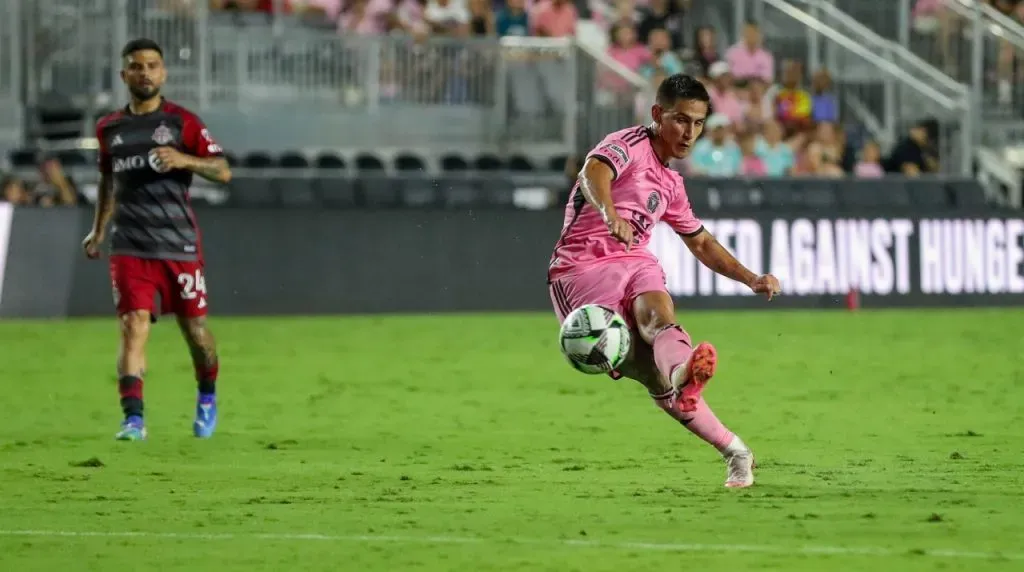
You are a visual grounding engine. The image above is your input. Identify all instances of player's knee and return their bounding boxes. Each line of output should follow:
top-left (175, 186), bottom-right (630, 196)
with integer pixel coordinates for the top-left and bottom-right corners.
top-left (635, 309), bottom-right (676, 345)
top-left (119, 311), bottom-right (150, 342)
top-left (181, 317), bottom-right (214, 348)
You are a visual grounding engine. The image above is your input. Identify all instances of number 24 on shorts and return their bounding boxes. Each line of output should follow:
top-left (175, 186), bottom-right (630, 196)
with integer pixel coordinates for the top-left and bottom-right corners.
top-left (177, 270), bottom-right (208, 308)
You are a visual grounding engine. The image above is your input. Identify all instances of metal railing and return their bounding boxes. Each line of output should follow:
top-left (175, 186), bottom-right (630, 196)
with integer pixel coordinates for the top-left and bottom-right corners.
top-left (827, 0), bottom-right (1024, 132)
top-left (751, 0), bottom-right (973, 175)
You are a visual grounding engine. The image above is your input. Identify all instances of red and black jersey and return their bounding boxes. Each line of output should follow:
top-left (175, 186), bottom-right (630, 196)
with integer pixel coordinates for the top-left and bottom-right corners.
top-left (97, 98), bottom-right (224, 262)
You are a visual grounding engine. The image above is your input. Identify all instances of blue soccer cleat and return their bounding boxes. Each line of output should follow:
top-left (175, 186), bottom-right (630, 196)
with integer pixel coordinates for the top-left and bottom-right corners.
top-left (193, 396), bottom-right (217, 438)
top-left (115, 416), bottom-right (147, 441)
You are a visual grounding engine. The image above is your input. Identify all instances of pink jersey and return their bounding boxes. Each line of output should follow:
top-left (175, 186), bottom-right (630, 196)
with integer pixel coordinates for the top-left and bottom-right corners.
top-left (549, 125), bottom-right (704, 279)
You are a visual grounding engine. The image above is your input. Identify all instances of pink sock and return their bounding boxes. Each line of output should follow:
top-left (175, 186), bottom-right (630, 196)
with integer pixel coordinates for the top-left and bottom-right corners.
top-left (651, 392), bottom-right (735, 452)
top-left (652, 325), bottom-right (693, 383)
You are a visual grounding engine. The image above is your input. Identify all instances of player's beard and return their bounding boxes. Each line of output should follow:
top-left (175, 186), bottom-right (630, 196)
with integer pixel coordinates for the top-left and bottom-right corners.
top-left (129, 84), bottom-right (160, 103)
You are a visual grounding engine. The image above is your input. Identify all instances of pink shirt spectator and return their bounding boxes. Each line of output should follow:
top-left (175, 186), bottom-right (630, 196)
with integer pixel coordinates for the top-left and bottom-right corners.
top-left (339, 0), bottom-right (393, 35)
top-left (740, 156), bottom-right (767, 176)
top-left (549, 125), bottom-right (704, 276)
top-left (708, 86), bottom-right (745, 127)
top-left (609, 45), bottom-right (651, 71)
top-left (724, 44), bottom-right (774, 83)
top-left (530, 0), bottom-right (578, 38)
top-left (913, 0), bottom-right (944, 17)
top-left (854, 162), bottom-right (884, 178)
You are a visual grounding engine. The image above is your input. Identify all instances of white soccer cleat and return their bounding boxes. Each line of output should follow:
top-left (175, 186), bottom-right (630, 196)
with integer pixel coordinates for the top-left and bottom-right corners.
top-left (722, 437), bottom-right (755, 488)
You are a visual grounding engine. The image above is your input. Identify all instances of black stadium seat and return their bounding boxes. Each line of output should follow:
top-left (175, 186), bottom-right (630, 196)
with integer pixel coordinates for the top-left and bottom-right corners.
top-left (394, 153), bottom-right (426, 172)
top-left (9, 149), bottom-right (36, 167)
top-left (56, 150), bottom-right (88, 167)
top-left (243, 152), bottom-right (274, 168)
top-left (355, 153), bottom-right (385, 172)
top-left (440, 154), bottom-right (469, 171)
top-left (475, 154), bottom-right (503, 171)
top-left (547, 154), bottom-right (569, 172)
top-left (224, 152), bottom-right (240, 167)
top-left (278, 152), bottom-right (309, 169)
top-left (507, 155), bottom-right (534, 171)
top-left (315, 153), bottom-right (346, 169)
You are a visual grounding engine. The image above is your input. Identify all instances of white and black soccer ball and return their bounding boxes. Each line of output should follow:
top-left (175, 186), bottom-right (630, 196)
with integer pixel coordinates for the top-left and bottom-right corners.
top-left (558, 304), bottom-right (631, 375)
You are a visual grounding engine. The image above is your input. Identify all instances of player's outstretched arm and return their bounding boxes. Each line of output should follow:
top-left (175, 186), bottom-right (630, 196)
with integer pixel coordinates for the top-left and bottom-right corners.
top-left (680, 228), bottom-right (781, 300)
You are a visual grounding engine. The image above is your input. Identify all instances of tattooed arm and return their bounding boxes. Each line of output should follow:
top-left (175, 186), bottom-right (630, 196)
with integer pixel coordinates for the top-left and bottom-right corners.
top-left (183, 155), bottom-right (232, 184)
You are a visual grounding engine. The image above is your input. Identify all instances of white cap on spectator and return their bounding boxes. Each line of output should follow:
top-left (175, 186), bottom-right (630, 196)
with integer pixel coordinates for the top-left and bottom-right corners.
top-left (708, 61), bottom-right (731, 79)
top-left (706, 113), bottom-right (731, 130)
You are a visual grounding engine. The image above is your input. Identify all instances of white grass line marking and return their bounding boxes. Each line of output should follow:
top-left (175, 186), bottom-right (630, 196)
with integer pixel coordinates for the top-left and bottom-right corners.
top-left (0, 530), bottom-right (1019, 561)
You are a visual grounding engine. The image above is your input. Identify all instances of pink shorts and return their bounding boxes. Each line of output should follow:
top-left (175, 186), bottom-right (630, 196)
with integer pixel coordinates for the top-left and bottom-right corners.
top-left (548, 256), bottom-right (668, 378)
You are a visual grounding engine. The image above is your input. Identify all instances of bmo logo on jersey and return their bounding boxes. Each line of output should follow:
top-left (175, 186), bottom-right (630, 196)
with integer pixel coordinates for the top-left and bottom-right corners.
top-left (112, 152), bottom-right (167, 173)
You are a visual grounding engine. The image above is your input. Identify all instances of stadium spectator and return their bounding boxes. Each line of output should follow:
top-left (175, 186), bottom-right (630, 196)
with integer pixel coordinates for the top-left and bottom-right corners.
top-left (772, 59), bottom-right (813, 135)
top-left (637, 0), bottom-right (685, 47)
top-left (706, 61), bottom-right (745, 128)
top-left (606, 23), bottom-right (650, 95)
top-left (738, 130), bottom-right (767, 176)
top-left (884, 120), bottom-right (938, 176)
top-left (529, 0), bottom-right (578, 38)
top-left (688, 113), bottom-right (741, 177)
top-left (742, 77), bottom-right (768, 129)
top-left (810, 69), bottom-right (839, 123)
top-left (796, 141), bottom-right (843, 178)
top-left (725, 21), bottom-right (774, 84)
top-left (211, 0), bottom-right (291, 13)
top-left (468, 0), bottom-right (496, 35)
top-left (496, 0), bottom-right (530, 36)
top-left (814, 122), bottom-right (845, 170)
top-left (611, 0), bottom-right (641, 28)
top-left (639, 28), bottom-right (684, 80)
top-left (425, 0), bottom-right (471, 35)
top-left (853, 141), bottom-right (885, 178)
top-left (1, 175), bottom-right (29, 205)
top-left (342, 0), bottom-right (395, 34)
top-left (693, 26), bottom-right (720, 78)
top-left (756, 119), bottom-right (795, 176)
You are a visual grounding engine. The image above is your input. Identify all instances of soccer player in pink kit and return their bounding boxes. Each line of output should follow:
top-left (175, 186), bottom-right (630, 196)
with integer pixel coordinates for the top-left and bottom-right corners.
top-left (548, 74), bottom-right (781, 488)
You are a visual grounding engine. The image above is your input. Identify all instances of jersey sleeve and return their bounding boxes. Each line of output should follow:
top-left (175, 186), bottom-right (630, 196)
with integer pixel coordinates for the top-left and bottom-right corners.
top-left (586, 137), bottom-right (634, 180)
top-left (662, 186), bottom-right (705, 237)
top-left (181, 113), bottom-right (224, 158)
top-left (96, 123), bottom-right (112, 175)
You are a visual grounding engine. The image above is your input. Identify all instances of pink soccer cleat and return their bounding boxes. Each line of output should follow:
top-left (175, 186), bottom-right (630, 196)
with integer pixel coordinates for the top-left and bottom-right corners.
top-left (671, 342), bottom-right (717, 413)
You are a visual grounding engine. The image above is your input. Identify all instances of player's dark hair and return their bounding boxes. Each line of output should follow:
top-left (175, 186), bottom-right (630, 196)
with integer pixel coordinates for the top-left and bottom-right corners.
top-left (655, 74), bottom-right (712, 110)
top-left (121, 38), bottom-right (163, 60)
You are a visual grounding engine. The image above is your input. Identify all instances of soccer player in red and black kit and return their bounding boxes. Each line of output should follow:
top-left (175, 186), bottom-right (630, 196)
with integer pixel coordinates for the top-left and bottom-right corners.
top-left (82, 39), bottom-right (232, 441)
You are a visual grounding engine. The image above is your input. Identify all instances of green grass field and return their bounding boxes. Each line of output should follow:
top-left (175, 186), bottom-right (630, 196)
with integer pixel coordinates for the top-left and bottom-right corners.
top-left (1, 309), bottom-right (1022, 571)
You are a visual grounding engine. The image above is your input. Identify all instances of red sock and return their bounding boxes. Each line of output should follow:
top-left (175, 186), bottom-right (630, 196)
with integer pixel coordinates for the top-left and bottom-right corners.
top-left (197, 362), bottom-right (218, 397)
top-left (118, 375), bottom-right (144, 419)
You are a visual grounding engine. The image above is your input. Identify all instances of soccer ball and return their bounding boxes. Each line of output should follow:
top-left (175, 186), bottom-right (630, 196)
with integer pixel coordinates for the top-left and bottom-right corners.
top-left (558, 304), bottom-right (632, 375)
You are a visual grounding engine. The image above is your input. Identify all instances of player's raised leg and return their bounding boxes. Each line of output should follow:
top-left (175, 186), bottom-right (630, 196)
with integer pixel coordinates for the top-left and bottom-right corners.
top-left (630, 290), bottom-right (755, 487)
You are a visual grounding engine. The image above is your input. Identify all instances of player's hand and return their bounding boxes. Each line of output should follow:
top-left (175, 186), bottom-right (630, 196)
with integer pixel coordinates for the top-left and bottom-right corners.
top-left (82, 229), bottom-right (104, 260)
top-left (149, 147), bottom-right (190, 173)
top-left (605, 214), bottom-right (634, 250)
top-left (748, 274), bottom-right (782, 301)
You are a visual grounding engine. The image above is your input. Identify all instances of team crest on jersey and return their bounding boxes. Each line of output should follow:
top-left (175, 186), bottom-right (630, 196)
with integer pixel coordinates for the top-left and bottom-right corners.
top-left (646, 191), bottom-right (660, 213)
top-left (152, 123), bottom-right (174, 145)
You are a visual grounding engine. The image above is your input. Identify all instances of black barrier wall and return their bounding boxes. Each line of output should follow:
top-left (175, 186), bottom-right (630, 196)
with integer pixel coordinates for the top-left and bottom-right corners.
top-left (0, 206), bottom-right (1022, 318)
